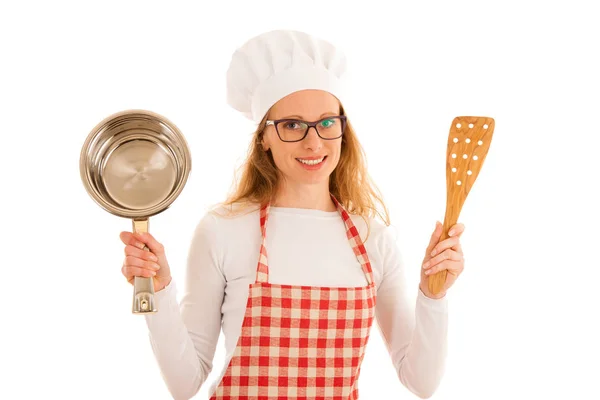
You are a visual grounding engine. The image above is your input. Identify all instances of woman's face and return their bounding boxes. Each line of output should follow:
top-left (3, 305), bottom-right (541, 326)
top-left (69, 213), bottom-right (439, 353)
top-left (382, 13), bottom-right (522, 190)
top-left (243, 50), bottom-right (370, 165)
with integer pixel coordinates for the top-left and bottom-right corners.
top-left (262, 89), bottom-right (342, 187)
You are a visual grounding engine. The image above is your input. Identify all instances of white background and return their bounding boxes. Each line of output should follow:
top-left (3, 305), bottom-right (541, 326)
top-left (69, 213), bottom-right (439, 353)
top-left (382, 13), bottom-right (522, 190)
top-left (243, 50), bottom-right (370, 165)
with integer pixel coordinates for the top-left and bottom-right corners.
top-left (1, 0), bottom-right (599, 399)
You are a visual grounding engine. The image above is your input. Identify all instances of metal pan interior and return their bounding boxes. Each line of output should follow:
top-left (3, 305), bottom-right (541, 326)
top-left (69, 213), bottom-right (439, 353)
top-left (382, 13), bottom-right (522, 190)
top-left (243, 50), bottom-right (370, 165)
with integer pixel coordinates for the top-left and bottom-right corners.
top-left (101, 136), bottom-right (177, 210)
top-left (80, 110), bottom-right (191, 219)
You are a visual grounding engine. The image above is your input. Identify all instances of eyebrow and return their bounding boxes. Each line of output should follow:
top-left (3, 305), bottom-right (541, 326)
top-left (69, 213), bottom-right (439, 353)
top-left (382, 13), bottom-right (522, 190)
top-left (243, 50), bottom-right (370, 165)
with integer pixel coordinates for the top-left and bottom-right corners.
top-left (279, 112), bottom-right (338, 120)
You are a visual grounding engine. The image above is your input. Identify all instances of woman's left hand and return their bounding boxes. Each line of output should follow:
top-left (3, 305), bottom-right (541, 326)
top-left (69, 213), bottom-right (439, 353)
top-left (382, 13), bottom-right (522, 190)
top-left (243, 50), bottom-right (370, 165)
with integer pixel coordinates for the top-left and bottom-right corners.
top-left (419, 221), bottom-right (466, 299)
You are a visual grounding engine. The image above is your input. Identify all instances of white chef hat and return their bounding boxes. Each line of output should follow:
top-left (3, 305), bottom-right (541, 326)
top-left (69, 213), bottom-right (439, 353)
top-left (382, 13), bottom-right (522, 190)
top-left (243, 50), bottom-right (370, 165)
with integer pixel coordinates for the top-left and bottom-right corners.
top-left (226, 29), bottom-right (348, 123)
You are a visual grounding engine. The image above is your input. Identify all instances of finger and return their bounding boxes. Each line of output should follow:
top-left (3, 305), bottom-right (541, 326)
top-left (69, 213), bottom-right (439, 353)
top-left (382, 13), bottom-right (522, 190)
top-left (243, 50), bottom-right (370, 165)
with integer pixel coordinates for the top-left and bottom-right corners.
top-left (424, 259), bottom-right (464, 276)
top-left (120, 231), bottom-right (146, 250)
top-left (133, 232), bottom-right (165, 256)
top-left (124, 255), bottom-right (161, 272)
top-left (430, 236), bottom-right (461, 257)
top-left (122, 265), bottom-right (157, 281)
top-left (448, 222), bottom-right (465, 238)
top-left (423, 249), bottom-right (463, 270)
top-left (425, 221), bottom-right (443, 254)
top-left (119, 231), bottom-right (133, 245)
top-left (124, 245), bottom-right (158, 262)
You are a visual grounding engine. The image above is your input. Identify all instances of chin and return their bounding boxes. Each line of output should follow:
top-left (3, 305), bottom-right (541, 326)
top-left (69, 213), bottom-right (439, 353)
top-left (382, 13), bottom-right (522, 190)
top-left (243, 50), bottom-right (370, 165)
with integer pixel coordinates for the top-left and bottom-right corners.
top-left (298, 170), bottom-right (332, 184)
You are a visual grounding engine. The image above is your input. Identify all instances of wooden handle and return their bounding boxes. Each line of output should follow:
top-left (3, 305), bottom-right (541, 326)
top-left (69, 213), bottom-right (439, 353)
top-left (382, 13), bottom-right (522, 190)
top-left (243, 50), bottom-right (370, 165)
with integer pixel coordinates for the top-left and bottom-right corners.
top-left (427, 209), bottom-right (458, 294)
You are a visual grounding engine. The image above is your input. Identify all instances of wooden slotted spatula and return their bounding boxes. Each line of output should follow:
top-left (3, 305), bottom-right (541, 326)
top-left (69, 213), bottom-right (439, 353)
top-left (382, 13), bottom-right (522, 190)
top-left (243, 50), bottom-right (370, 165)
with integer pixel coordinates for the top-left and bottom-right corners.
top-left (428, 116), bottom-right (495, 295)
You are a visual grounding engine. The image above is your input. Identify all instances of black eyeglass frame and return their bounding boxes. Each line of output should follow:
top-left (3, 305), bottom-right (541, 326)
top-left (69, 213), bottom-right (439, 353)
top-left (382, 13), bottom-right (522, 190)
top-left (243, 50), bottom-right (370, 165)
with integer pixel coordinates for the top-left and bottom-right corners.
top-left (265, 115), bottom-right (347, 142)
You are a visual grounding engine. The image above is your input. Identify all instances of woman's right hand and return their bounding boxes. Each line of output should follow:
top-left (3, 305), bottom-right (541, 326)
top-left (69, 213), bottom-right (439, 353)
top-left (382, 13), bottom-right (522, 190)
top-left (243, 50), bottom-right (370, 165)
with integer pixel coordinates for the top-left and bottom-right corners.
top-left (120, 231), bottom-right (172, 292)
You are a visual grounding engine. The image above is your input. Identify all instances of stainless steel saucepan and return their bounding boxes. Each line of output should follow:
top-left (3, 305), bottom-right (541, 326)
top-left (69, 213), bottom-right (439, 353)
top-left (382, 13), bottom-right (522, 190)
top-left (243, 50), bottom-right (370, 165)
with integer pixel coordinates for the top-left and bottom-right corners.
top-left (80, 109), bottom-right (191, 314)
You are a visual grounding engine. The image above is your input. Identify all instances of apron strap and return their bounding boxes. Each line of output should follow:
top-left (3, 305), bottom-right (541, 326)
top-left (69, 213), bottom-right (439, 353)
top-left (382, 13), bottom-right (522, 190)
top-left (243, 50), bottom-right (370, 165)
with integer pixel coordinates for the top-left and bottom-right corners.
top-left (255, 193), bottom-right (374, 285)
top-left (254, 201), bottom-right (270, 283)
top-left (330, 194), bottom-right (374, 285)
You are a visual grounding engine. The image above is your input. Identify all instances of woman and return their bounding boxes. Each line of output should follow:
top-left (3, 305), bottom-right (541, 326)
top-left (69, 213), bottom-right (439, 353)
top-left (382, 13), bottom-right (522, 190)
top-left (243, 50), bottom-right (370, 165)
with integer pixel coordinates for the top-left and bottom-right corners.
top-left (120, 29), bottom-right (465, 399)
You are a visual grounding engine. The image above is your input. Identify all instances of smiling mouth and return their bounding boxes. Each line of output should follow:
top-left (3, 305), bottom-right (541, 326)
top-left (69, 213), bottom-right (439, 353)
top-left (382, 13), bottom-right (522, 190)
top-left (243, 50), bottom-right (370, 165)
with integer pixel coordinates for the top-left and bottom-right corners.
top-left (296, 156), bottom-right (327, 166)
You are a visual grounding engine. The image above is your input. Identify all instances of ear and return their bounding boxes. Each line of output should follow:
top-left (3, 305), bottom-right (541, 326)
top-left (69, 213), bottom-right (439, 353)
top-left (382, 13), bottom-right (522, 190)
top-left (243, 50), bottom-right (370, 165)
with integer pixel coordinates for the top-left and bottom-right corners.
top-left (259, 132), bottom-right (270, 151)
top-left (257, 139), bottom-right (268, 151)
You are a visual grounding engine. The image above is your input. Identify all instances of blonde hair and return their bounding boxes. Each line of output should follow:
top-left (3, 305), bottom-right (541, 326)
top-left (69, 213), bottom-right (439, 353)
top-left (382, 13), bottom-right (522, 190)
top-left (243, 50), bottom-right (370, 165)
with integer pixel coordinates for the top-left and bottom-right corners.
top-left (212, 105), bottom-right (390, 241)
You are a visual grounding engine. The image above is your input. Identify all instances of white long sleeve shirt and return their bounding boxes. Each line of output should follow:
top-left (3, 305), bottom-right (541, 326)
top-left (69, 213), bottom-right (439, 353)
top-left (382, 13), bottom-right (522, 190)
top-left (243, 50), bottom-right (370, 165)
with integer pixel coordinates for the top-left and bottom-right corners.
top-left (144, 204), bottom-right (449, 399)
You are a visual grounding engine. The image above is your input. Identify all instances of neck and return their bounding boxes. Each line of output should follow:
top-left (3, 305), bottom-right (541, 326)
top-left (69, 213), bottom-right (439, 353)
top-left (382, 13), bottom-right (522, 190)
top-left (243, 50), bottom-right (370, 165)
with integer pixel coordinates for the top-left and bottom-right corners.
top-left (271, 181), bottom-right (336, 212)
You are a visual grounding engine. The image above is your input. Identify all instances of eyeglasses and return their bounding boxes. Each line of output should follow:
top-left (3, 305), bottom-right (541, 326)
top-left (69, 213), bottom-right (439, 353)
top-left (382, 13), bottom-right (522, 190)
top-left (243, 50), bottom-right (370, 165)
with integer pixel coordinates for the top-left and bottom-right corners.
top-left (265, 115), bottom-right (347, 142)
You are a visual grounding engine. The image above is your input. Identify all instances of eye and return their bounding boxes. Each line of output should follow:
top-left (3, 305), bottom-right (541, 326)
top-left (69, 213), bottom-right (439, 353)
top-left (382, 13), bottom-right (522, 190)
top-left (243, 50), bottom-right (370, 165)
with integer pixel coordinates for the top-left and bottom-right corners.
top-left (284, 121), bottom-right (305, 130)
top-left (319, 118), bottom-right (336, 128)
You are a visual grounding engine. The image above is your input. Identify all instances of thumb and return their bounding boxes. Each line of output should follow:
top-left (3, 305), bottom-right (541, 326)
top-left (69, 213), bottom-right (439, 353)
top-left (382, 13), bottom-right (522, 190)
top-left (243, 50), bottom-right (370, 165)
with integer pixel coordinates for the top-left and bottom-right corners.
top-left (133, 232), bottom-right (166, 257)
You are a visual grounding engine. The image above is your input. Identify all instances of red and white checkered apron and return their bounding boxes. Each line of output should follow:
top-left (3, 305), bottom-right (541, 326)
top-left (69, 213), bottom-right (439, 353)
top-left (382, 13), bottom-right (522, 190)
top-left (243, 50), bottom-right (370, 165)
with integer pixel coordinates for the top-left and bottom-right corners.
top-left (210, 194), bottom-right (376, 399)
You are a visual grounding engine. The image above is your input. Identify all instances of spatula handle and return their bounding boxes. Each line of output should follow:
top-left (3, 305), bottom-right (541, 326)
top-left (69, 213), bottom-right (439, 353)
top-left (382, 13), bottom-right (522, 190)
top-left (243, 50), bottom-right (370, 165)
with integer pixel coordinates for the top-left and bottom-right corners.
top-left (427, 210), bottom-right (457, 295)
top-left (131, 218), bottom-right (157, 314)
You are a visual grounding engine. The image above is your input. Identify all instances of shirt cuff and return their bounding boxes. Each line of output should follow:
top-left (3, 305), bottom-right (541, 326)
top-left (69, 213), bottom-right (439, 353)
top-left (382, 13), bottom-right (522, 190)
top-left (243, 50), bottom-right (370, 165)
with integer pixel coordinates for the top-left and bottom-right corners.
top-left (155, 278), bottom-right (177, 301)
top-left (417, 287), bottom-right (449, 311)
top-left (144, 279), bottom-right (179, 329)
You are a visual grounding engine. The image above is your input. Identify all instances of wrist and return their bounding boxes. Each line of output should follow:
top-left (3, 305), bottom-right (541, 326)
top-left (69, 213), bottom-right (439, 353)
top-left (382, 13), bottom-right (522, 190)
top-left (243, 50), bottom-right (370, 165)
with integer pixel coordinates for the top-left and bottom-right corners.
top-left (157, 276), bottom-right (172, 292)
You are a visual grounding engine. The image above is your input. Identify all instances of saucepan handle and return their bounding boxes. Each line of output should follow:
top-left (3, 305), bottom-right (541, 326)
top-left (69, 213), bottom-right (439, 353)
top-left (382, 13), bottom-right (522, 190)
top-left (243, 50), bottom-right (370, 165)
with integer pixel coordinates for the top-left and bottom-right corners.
top-left (132, 218), bottom-right (157, 314)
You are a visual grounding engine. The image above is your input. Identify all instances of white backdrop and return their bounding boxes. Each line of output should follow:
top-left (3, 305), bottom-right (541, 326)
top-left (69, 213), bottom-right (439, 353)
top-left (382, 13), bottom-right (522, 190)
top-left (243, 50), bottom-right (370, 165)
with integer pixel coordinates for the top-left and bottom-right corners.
top-left (1, 1), bottom-right (599, 399)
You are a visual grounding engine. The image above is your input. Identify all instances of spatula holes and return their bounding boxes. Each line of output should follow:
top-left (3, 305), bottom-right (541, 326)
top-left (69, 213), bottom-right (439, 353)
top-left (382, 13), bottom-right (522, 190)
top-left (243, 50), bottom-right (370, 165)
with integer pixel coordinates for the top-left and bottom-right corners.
top-left (473, 155), bottom-right (479, 160)
top-left (483, 124), bottom-right (488, 129)
top-left (467, 170), bottom-right (472, 175)
top-left (453, 138), bottom-right (458, 143)
top-left (469, 123), bottom-right (474, 128)
top-left (456, 123), bottom-right (461, 128)
top-left (456, 180), bottom-right (462, 185)
top-left (462, 154), bottom-right (468, 159)
top-left (452, 153), bottom-right (457, 158)
top-left (452, 167), bottom-right (457, 173)
top-left (466, 138), bottom-right (471, 144)
top-left (478, 140), bottom-right (483, 146)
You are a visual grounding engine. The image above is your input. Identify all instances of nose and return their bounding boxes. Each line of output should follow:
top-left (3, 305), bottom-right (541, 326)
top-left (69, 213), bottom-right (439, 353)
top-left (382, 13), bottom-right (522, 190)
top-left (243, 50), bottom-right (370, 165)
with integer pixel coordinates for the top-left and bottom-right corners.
top-left (303, 126), bottom-right (322, 151)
